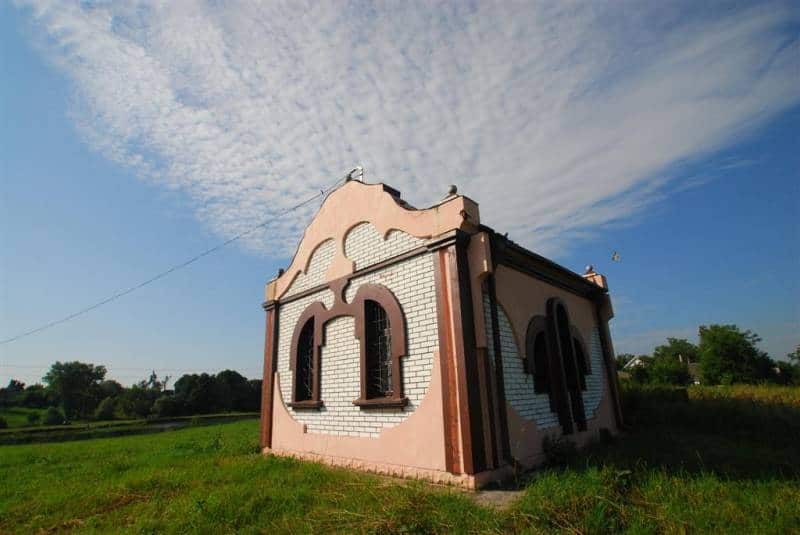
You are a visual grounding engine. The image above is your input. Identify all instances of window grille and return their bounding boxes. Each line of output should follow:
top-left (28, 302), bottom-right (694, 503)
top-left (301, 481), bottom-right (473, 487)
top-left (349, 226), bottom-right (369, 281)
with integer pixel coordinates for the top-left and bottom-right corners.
top-left (365, 300), bottom-right (392, 398)
top-left (296, 319), bottom-right (314, 401)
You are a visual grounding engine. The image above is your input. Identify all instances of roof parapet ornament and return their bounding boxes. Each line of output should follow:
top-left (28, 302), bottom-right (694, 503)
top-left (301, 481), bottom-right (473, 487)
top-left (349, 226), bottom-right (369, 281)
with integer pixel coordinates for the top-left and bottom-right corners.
top-left (345, 166), bottom-right (364, 182)
top-left (442, 184), bottom-right (458, 201)
top-left (582, 265), bottom-right (607, 289)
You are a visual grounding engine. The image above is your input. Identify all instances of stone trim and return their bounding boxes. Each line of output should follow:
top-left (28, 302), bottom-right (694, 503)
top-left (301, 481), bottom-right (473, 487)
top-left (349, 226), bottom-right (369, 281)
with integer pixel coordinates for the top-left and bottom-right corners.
top-left (271, 232), bottom-right (462, 310)
top-left (264, 448), bottom-right (515, 490)
top-left (260, 306), bottom-right (279, 448)
top-left (450, 239), bottom-right (489, 474)
top-left (433, 248), bottom-right (461, 474)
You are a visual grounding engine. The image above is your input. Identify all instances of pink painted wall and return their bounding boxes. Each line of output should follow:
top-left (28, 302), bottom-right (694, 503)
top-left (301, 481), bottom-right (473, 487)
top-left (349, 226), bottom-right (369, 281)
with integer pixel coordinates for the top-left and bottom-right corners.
top-left (493, 265), bottom-right (619, 467)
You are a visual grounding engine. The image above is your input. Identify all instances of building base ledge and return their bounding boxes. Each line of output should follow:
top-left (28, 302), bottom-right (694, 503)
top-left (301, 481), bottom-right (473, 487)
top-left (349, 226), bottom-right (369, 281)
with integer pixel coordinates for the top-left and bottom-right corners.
top-left (262, 447), bottom-right (516, 490)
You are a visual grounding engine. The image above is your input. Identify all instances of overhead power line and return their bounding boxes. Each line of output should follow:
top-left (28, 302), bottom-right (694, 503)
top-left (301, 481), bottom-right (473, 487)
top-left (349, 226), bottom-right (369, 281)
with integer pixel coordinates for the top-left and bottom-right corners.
top-left (0, 173), bottom-right (353, 346)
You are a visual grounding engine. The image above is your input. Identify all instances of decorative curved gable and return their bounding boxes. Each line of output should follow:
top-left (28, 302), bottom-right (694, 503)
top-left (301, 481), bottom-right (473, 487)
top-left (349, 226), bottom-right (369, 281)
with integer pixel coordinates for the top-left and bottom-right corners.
top-left (266, 180), bottom-right (480, 302)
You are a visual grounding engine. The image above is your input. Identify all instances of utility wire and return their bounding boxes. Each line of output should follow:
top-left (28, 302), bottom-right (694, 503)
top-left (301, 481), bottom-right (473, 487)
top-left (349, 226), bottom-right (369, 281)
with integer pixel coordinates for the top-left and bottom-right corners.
top-left (0, 175), bottom-right (349, 346)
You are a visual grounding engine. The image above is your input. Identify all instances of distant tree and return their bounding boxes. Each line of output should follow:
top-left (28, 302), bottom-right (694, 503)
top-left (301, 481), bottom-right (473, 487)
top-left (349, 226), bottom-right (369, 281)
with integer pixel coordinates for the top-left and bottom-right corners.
top-left (615, 353), bottom-right (635, 371)
top-left (773, 361), bottom-right (798, 386)
top-left (21, 384), bottom-right (51, 408)
top-left (215, 370), bottom-right (249, 411)
top-left (7, 379), bottom-right (25, 395)
top-left (43, 406), bottom-right (66, 425)
top-left (98, 380), bottom-right (124, 400)
top-left (118, 371), bottom-right (169, 419)
top-left (43, 361), bottom-right (107, 419)
top-left (143, 370), bottom-right (170, 392)
top-left (699, 325), bottom-right (774, 385)
top-left (151, 395), bottom-right (183, 418)
top-left (174, 373), bottom-right (217, 414)
top-left (0, 379), bottom-right (26, 407)
top-left (653, 338), bottom-right (699, 363)
top-left (93, 397), bottom-right (117, 421)
top-left (27, 412), bottom-right (41, 425)
top-left (648, 356), bottom-right (692, 386)
top-left (246, 379), bottom-right (262, 411)
top-left (788, 345), bottom-right (800, 366)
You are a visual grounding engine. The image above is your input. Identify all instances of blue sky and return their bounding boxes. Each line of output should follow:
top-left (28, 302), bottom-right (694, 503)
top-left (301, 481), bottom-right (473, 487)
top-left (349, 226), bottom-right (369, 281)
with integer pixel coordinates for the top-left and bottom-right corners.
top-left (1, 1), bottom-right (798, 386)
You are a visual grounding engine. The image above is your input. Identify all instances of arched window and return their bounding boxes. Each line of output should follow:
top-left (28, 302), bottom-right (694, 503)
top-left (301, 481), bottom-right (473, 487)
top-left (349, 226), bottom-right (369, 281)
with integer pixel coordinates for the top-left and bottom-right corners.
top-left (295, 318), bottom-right (315, 402)
top-left (525, 316), bottom-right (550, 398)
top-left (546, 298), bottom-right (588, 433)
top-left (365, 300), bottom-right (392, 398)
top-left (353, 285), bottom-right (408, 409)
top-left (289, 303), bottom-right (324, 409)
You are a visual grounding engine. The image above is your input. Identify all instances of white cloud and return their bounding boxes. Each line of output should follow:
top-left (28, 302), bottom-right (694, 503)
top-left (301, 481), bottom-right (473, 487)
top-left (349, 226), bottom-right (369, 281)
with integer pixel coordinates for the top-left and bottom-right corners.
top-left (14, 0), bottom-right (800, 257)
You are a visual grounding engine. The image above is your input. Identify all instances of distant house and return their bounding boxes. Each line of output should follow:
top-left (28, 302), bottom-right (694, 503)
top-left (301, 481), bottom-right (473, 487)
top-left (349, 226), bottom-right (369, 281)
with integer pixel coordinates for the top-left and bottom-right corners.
top-left (623, 356), bottom-right (647, 370)
top-left (259, 179), bottom-right (623, 488)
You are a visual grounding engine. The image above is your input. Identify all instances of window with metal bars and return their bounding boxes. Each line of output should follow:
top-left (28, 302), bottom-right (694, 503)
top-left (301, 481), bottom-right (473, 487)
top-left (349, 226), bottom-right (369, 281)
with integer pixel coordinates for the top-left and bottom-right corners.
top-left (295, 318), bottom-right (315, 402)
top-left (365, 299), bottom-right (392, 398)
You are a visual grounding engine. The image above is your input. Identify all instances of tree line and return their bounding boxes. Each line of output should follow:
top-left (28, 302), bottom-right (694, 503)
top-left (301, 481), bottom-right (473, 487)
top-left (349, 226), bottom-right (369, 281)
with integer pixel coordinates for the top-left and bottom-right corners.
top-left (0, 362), bottom-right (262, 427)
top-left (616, 324), bottom-right (800, 386)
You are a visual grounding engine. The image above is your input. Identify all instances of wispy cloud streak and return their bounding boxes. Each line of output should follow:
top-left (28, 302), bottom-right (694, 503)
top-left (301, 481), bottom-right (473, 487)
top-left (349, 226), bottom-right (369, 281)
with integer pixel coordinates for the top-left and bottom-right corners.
top-left (14, 0), bottom-right (800, 256)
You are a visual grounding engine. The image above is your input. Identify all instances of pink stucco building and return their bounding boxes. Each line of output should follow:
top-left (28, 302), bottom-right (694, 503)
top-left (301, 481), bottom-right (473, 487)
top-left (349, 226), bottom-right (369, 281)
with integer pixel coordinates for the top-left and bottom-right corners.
top-left (260, 179), bottom-right (623, 488)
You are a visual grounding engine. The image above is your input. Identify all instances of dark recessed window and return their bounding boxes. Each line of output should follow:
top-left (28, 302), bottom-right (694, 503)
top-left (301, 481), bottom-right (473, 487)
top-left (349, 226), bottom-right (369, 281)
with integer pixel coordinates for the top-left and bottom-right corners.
top-left (295, 318), bottom-right (315, 402)
top-left (365, 299), bottom-right (392, 398)
top-left (532, 332), bottom-right (550, 394)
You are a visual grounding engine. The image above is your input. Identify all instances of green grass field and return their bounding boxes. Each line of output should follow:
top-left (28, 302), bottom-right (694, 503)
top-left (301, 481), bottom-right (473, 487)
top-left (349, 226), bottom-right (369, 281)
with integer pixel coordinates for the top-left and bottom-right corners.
top-left (0, 412), bottom-right (259, 445)
top-left (1, 386), bottom-right (798, 533)
top-left (0, 407), bottom-right (46, 427)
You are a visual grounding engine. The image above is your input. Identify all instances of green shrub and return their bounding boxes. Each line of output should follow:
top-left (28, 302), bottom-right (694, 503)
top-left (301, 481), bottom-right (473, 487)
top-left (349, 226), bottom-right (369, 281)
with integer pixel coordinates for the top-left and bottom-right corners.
top-left (620, 382), bottom-right (800, 450)
top-left (151, 395), bottom-right (182, 418)
top-left (542, 435), bottom-right (577, 466)
top-left (26, 412), bottom-right (40, 425)
top-left (0, 416), bottom-right (7, 429)
top-left (43, 407), bottom-right (65, 425)
top-left (93, 397), bottom-right (116, 421)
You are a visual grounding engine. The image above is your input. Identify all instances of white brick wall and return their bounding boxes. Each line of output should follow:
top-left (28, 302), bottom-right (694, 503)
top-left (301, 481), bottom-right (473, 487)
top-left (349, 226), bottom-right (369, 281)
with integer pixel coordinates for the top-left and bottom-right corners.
top-left (344, 222), bottom-right (425, 270)
top-left (276, 240), bottom-right (438, 437)
top-left (482, 292), bottom-right (605, 426)
top-left (284, 239), bottom-right (335, 297)
top-left (583, 328), bottom-right (604, 418)
top-left (484, 293), bottom-right (559, 429)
